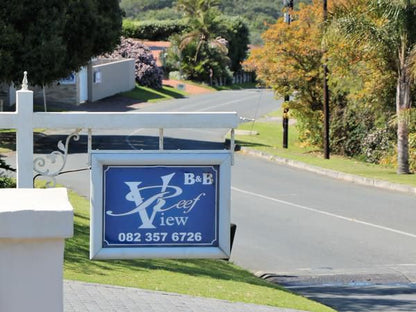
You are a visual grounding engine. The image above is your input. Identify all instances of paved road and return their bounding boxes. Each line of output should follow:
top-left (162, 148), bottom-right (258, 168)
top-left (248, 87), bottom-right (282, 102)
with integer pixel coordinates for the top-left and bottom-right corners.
top-left (229, 154), bottom-right (416, 311)
top-left (117, 88), bottom-right (280, 144)
top-left (137, 88), bottom-right (278, 116)
top-left (230, 155), bottom-right (416, 274)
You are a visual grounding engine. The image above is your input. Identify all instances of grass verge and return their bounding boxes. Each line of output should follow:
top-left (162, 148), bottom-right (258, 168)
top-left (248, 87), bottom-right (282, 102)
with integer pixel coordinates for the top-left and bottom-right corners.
top-left (236, 115), bottom-right (416, 187)
top-left (64, 189), bottom-right (335, 312)
top-left (122, 84), bottom-right (187, 102)
top-left (213, 82), bottom-right (258, 90)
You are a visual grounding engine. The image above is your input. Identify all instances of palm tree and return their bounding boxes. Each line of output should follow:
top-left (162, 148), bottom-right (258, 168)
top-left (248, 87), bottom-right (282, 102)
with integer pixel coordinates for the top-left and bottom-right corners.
top-left (176, 0), bottom-right (228, 67)
top-left (330, 0), bottom-right (416, 174)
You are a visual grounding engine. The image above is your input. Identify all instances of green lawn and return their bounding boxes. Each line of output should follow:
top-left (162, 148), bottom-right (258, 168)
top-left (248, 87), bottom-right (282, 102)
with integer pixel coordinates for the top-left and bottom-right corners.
top-left (235, 115), bottom-right (416, 187)
top-left (213, 82), bottom-right (258, 90)
top-left (64, 189), bottom-right (335, 312)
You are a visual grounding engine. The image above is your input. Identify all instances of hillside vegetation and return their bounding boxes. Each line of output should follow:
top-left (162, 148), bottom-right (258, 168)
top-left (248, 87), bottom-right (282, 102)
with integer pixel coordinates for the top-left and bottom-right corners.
top-left (120, 0), bottom-right (311, 44)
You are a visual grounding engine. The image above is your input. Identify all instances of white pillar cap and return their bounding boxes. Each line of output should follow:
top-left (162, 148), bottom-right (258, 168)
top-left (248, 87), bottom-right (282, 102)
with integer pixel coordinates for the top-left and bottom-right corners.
top-left (0, 188), bottom-right (73, 239)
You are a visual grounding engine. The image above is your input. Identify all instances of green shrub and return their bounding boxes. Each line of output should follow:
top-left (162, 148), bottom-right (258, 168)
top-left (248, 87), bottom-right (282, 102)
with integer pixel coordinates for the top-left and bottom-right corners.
top-left (122, 19), bottom-right (188, 41)
top-left (407, 109), bottom-right (416, 172)
top-left (330, 105), bottom-right (376, 157)
top-left (289, 104), bottom-right (323, 148)
top-left (0, 176), bottom-right (15, 188)
top-left (361, 127), bottom-right (395, 164)
top-left (409, 133), bottom-right (416, 172)
top-left (0, 155), bottom-right (16, 188)
top-left (168, 71), bottom-right (181, 80)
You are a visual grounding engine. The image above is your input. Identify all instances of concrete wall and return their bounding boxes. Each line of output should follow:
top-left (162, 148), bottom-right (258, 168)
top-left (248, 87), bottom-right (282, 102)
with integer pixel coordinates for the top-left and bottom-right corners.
top-left (0, 188), bottom-right (73, 312)
top-left (88, 58), bottom-right (135, 102)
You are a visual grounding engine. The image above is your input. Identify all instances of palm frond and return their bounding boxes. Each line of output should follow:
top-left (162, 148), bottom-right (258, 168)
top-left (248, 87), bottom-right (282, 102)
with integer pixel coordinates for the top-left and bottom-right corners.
top-left (209, 37), bottom-right (229, 54)
top-left (179, 30), bottom-right (201, 50)
top-left (408, 44), bottom-right (416, 79)
top-left (330, 0), bottom-right (403, 52)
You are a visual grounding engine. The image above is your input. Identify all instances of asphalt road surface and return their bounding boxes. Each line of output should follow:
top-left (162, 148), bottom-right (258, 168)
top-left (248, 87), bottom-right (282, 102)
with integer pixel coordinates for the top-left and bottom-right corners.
top-left (4, 89), bottom-right (416, 311)
top-left (230, 154), bottom-right (416, 312)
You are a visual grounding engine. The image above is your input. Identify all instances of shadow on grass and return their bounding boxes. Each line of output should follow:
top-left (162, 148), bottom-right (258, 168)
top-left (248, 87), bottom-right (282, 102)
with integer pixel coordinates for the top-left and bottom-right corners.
top-left (159, 86), bottom-right (187, 99)
top-left (233, 139), bottom-right (271, 149)
top-left (64, 212), bottom-right (284, 290)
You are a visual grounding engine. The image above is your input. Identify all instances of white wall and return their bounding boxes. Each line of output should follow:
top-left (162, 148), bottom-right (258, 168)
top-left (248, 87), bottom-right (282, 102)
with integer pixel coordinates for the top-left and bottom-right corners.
top-left (89, 58), bottom-right (135, 102)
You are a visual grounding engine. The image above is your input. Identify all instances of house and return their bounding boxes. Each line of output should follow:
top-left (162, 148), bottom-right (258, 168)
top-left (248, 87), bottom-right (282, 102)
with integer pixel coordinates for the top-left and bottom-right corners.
top-left (0, 58), bottom-right (135, 109)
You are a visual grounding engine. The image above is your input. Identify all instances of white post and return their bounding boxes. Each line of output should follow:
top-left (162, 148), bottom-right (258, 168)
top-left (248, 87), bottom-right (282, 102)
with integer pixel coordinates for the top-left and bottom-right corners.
top-left (0, 188), bottom-right (73, 312)
top-left (16, 72), bottom-right (34, 188)
top-left (159, 128), bottom-right (164, 150)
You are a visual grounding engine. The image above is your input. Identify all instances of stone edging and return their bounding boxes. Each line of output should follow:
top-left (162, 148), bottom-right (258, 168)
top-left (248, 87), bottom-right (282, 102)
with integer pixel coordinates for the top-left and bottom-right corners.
top-left (239, 148), bottom-right (416, 195)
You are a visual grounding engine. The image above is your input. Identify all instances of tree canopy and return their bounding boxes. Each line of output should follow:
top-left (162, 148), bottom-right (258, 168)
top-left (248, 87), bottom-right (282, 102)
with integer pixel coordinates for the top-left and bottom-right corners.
top-left (164, 0), bottom-right (245, 83)
top-left (245, 0), bottom-right (416, 173)
top-left (245, 1), bottom-right (324, 145)
top-left (120, 0), bottom-right (311, 44)
top-left (329, 0), bottom-right (416, 173)
top-left (0, 0), bottom-right (122, 87)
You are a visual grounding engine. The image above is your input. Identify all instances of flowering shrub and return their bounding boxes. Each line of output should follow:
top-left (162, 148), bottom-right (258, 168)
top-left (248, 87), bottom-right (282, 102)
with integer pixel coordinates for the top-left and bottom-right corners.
top-left (103, 37), bottom-right (163, 89)
top-left (361, 127), bottom-right (394, 164)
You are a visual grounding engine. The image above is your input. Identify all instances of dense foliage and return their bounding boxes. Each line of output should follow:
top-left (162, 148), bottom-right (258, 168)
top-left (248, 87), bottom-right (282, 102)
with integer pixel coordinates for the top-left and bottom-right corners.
top-left (245, 0), bottom-right (416, 173)
top-left (120, 0), bottom-right (311, 44)
top-left (121, 0), bottom-right (179, 20)
top-left (216, 16), bottom-right (250, 72)
top-left (329, 0), bottom-right (416, 173)
top-left (164, 0), bottom-right (248, 84)
top-left (122, 20), bottom-right (189, 41)
top-left (102, 38), bottom-right (163, 89)
top-left (0, 0), bottom-right (122, 87)
top-left (245, 1), bottom-right (324, 146)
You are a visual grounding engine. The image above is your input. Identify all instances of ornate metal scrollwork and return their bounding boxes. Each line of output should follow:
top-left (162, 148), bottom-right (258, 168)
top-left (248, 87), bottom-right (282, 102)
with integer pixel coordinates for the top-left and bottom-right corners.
top-left (33, 128), bottom-right (82, 187)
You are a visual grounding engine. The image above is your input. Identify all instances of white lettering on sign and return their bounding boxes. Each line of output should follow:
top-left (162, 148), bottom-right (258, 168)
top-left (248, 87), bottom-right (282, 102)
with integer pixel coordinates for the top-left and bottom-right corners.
top-left (184, 173), bottom-right (214, 185)
top-left (106, 173), bottom-right (208, 229)
top-left (116, 231), bottom-right (203, 243)
top-left (160, 214), bottom-right (189, 226)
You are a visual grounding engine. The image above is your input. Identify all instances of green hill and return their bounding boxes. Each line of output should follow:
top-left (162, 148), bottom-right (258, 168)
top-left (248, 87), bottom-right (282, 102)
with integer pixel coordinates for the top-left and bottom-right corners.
top-left (120, 0), bottom-right (312, 45)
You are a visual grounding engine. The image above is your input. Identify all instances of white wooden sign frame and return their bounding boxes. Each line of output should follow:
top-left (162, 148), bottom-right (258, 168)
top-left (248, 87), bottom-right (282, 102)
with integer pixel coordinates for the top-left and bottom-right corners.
top-left (90, 150), bottom-right (231, 260)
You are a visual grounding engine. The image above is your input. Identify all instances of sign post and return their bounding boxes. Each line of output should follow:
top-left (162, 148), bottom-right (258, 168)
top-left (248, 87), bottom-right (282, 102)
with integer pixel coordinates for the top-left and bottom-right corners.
top-left (90, 151), bottom-right (231, 260)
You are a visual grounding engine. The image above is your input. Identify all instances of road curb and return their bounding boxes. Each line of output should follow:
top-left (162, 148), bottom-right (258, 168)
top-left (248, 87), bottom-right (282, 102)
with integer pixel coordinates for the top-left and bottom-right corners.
top-left (239, 148), bottom-right (416, 195)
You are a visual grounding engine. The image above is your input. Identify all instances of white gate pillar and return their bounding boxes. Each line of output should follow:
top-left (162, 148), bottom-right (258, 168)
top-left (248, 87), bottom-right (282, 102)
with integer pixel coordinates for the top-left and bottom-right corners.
top-left (0, 188), bottom-right (73, 312)
top-left (16, 72), bottom-right (34, 188)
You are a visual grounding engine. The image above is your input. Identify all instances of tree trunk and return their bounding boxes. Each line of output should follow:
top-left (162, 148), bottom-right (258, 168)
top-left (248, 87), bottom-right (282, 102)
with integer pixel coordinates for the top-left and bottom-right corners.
top-left (42, 85), bottom-right (47, 112)
top-left (396, 68), bottom-right (411, 174)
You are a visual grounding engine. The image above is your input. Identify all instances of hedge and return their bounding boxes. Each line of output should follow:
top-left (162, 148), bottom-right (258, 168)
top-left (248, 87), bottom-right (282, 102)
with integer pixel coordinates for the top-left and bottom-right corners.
top-left (122, 19), bottom-right (189, 41)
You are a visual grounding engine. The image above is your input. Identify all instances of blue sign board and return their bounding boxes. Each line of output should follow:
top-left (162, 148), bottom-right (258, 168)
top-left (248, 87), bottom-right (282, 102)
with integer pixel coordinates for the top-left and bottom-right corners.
top-left (103, 166), bottom-right (219, 247)
top-left (90, 151), bottom-right (231, 260)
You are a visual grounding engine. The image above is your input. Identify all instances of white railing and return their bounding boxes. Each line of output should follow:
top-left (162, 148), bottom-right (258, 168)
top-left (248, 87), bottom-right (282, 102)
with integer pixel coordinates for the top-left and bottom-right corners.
top-left (0, 72), bottom-right (239, 188)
